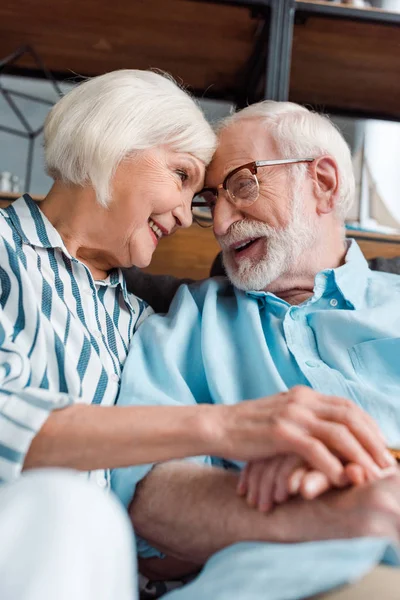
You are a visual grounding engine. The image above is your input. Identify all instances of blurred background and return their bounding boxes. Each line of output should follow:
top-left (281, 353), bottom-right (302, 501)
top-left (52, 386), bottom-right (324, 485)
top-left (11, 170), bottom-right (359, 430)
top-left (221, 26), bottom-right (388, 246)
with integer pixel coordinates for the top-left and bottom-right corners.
top-left (0, 0), bottom-right (399, 276)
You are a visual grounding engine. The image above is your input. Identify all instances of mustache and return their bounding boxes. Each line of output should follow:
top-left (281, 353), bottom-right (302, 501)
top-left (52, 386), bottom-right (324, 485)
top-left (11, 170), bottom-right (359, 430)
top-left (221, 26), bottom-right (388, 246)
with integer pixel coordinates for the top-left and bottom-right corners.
top-left (216, 219), bottom-right (278, 250)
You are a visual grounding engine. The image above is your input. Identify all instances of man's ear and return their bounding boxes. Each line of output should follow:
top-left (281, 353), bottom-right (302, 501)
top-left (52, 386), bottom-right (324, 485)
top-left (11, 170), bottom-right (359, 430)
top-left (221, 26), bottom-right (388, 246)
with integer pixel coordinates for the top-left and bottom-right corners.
top-left (310, 156), bottom-right (340, 215)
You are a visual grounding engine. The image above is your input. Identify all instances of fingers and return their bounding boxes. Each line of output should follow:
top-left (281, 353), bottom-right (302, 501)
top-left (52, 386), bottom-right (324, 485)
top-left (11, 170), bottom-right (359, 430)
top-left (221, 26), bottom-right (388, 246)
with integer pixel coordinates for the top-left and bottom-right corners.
top-left (272, 420), bottom-right (347, 486)
top-left (273, 455), bottom-right (304, 504)
top-left (258, 458), bottom-right (284, 512)
top-left (308, 419), bottom-right (385, 481)
top-left (311, 399), bottom-right (394, 470)
top-left (237, 463), bottom-right (249, 497)
top-left (299, 471), bottom-right (331, 500)
top-left (345, 463), bottom-right (368, 486)
top-left (288, 466), bottom-right (308, 495)
top-left (244, 460), bottom-right (266, 508)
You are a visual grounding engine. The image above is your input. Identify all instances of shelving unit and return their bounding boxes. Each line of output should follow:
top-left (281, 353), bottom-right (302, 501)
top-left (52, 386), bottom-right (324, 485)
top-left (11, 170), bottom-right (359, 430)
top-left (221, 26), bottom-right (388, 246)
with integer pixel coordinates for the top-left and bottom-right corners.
top-left (292, 1), bottom-right (400, 120)
top-left (1, 0), bottom-right (399, 115)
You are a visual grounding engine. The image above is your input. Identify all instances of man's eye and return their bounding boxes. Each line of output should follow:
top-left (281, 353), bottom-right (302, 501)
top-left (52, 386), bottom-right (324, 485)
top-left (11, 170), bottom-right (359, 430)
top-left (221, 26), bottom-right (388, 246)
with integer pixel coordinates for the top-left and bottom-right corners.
top-left (176, 170), bottom-right (189, 183)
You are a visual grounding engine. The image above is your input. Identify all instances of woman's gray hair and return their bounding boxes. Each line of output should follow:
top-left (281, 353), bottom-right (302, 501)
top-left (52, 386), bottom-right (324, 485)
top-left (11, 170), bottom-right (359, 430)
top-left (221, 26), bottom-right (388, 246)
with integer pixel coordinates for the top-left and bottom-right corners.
top-left (44, 70), bottom-right (217, 206)
top-left (220, 101), bottom-right (355, 219)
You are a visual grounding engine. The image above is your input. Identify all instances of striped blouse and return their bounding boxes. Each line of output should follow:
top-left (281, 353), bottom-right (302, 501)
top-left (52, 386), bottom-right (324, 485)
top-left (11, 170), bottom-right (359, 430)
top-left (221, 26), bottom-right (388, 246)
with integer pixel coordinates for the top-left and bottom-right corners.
top-left (0, 194), bottom-right (152, 487)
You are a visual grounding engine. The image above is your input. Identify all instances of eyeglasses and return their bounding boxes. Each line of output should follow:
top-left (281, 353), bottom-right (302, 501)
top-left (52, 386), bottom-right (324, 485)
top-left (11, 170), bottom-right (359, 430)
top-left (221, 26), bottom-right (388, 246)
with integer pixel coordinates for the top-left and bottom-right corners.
top-left (191, 158), bottom-right (315, 227)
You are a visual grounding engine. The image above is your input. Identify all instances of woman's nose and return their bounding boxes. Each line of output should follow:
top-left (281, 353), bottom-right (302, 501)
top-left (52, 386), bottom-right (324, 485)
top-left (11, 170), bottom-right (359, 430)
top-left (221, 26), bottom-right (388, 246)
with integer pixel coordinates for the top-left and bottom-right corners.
top-left (172, 201), bottom-right (193, 229)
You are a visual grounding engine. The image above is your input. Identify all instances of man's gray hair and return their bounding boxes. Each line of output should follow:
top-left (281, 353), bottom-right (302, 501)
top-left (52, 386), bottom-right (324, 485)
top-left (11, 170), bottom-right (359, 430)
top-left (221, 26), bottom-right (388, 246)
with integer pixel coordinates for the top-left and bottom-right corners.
top-left (220, 101), bottom-right (355, 219)
top-left (44, 70), bottom-right (217, 206)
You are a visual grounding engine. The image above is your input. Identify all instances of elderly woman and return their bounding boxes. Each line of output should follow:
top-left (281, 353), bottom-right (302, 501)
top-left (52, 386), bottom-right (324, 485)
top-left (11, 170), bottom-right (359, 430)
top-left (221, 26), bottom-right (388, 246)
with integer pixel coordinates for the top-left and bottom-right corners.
top-left (0, 70), bottom-right (390, 600)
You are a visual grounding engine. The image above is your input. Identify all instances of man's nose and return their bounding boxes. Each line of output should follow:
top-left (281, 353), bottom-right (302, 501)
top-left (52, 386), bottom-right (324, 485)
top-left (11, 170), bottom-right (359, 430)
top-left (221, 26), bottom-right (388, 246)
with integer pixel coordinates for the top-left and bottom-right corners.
top-left (212, 193), bottom-right (243, 237)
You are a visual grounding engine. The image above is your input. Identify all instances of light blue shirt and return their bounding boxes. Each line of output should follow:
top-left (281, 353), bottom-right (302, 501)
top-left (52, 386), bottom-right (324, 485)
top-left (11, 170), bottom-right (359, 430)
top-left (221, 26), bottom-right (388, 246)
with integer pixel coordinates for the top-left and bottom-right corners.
top-left (0, 195), bottom-right (151, 487)
top-left (112, 241), bottom-right (400, 598)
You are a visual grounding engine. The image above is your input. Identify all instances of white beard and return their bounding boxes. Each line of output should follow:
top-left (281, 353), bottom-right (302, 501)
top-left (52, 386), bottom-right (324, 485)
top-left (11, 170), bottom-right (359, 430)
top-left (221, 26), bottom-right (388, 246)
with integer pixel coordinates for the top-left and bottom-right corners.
top-left (218, 193), bottom-right (319, 292)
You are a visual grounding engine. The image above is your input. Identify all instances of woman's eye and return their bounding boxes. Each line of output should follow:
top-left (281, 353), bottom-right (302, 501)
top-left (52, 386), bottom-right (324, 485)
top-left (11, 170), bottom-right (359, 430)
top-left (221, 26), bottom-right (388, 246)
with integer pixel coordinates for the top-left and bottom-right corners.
top-left (176, 170), bottom-right (189, 183)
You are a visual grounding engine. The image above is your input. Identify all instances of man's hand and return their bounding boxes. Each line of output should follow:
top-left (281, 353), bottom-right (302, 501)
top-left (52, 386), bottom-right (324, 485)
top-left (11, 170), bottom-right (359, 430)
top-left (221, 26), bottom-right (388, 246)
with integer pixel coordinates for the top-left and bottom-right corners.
top-left (213, 386), bottom-right (395, 489)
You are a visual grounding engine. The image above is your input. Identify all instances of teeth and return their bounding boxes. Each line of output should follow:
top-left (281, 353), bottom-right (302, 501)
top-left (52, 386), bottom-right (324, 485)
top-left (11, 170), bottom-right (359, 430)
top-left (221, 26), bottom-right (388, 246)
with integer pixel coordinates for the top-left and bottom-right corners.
top-left (235, 240), bottom-right (252, 250)
top-left (148, 218), bottom-right (162, 239)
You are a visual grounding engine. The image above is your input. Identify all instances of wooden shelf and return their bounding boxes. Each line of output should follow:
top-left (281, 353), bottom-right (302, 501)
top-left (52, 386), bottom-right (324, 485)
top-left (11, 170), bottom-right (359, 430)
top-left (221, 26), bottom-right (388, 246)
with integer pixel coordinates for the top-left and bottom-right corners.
top-left (347, 229), bottom-right (400, 259)
top-left (296, 1), bottom-right (400, 25)
top-left (291, 2), bottom-right (400, 120)
top-left (0, 0), bottom-right (258, 100)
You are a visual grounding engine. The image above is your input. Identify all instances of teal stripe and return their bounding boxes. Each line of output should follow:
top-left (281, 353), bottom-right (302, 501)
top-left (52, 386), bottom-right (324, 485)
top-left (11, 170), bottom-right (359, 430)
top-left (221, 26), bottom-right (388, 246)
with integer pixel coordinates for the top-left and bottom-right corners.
top-left (61, 255), bottom-right (101, 356)
top-left (0, 347), bottom-right (25, 385)
top-left (112, 289), bottom-right (128, 354)
top-left (0, 265), bottom-right (11, 309)
top-left (5, 204), bottom-right (30, 245)
top-left (92, 367), bottom-right (108, 405)
top-left (97, 286), bottom-right (120, 367)
top-left (0, 442), bottom-right (23, 463)
top-left (134, 299), bottom-right (148, 333)
top-left (40, 369), bottom-right (49, 389)
top-left (76, 337), bottom-right (92, 387)
top-left (26, 197), bottom-right (52, 246)
top-left (36, 253), bottom-right (52, 319)
top-left (2, 363), bottom-right (11, 377)
top-left (27, 309), bottom-right (41, 359)
top-left (46, 249), bottom-right (71, 345)
top-left (10, 227), bottom-right (27, 269)
top-left (87, 273), bottom-right (115, 365)
top-left (53, 332), bottom-right (68, 393)
top-left (3, 239), bottom-right (25, 341)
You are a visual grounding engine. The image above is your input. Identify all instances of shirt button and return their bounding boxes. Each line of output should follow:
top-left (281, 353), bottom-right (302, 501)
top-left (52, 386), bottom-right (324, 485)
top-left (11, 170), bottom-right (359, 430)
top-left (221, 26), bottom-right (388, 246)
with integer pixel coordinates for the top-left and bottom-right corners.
top-left (305, 360), bottom-right (319, 368)
top-left (84, 288), bottom-right (93, 296)
top-left (110, 373), bottom-right (119, 383)
top-left (330, 299), bottom-right (338, 307)
top-left (92, 330), bottom-right (102, 339)
top-left (290, 309), bottom-right (300, 321)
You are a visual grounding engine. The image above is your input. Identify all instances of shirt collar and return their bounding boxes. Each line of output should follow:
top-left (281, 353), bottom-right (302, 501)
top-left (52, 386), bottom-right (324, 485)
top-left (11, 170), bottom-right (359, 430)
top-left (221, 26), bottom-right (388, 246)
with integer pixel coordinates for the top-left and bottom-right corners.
top-left (4, 194), bottom-right (65, 250)
top-left (246, 239), bottom-right (370, 310)
top-left (4, 194), bottom-right (129, 294)
top-left (331, 239), bottom-right (370, 309)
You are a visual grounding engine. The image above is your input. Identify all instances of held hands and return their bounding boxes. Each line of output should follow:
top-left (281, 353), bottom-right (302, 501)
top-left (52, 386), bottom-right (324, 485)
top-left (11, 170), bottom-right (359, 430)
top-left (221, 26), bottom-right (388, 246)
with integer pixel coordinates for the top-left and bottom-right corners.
top-left (237, 455), bottom-right (397, 513)
top-left (215, 386), bottom-right (396, 509)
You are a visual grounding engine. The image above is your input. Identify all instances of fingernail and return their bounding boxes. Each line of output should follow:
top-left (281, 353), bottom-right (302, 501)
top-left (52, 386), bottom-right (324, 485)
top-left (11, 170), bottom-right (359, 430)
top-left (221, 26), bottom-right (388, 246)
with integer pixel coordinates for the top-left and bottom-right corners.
top-left (385, 450), bottom-right (397, 466)
top-left (371, 463), bottom-right (385, 478)
top-left (289, 471), bottom-right (303, 495)
top-left (304, 480), bottom-right (318, 498)
top-left (379, 466), bottom-right (398, 479)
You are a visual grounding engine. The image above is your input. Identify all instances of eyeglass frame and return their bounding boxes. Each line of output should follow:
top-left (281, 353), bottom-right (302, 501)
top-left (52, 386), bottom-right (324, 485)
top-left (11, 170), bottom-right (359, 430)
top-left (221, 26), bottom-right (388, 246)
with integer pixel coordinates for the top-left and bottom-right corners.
top-left (191, 157), bottom-right (316, 227)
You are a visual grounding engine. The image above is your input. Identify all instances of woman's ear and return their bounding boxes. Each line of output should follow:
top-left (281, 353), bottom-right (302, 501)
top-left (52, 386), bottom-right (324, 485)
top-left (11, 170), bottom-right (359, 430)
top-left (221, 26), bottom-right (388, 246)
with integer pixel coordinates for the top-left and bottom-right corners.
top-left (310, 156), bottom-right (340, 215)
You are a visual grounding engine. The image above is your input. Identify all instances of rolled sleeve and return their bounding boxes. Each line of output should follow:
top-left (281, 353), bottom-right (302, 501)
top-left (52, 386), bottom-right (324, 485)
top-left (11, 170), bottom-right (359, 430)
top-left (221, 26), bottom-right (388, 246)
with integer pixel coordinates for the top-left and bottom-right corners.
top-left (0, 325), bottom-right (74, 482)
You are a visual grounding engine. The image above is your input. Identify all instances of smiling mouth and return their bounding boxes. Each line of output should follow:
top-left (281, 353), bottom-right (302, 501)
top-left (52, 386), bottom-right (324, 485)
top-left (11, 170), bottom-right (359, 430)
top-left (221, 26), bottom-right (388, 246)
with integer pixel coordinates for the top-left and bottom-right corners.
top-left (232, 238), bottom-right (260, 254)
top-left (148, 218), bottom-right (163, 241)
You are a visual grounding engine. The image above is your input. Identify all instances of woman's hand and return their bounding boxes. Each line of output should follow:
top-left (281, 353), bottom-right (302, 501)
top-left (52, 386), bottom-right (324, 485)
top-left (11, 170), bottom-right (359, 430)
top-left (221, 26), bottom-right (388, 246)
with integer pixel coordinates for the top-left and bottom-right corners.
top-left (214, 386), bottom-right (395, 488)
top-left (237, 456), bottom-right (380, 513)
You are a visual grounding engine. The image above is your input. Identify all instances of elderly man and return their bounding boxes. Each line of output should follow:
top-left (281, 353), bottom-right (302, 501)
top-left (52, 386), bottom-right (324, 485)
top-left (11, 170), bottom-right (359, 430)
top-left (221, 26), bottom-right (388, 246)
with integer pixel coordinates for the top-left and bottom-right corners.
top-left (112, 101), bottom-right (400, 600)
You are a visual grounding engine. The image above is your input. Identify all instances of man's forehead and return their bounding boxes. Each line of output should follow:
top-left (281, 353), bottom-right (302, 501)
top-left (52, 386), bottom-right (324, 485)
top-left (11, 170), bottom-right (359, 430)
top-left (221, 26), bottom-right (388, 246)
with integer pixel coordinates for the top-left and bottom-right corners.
top-left (205, 119), bottom-right (276, 185)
